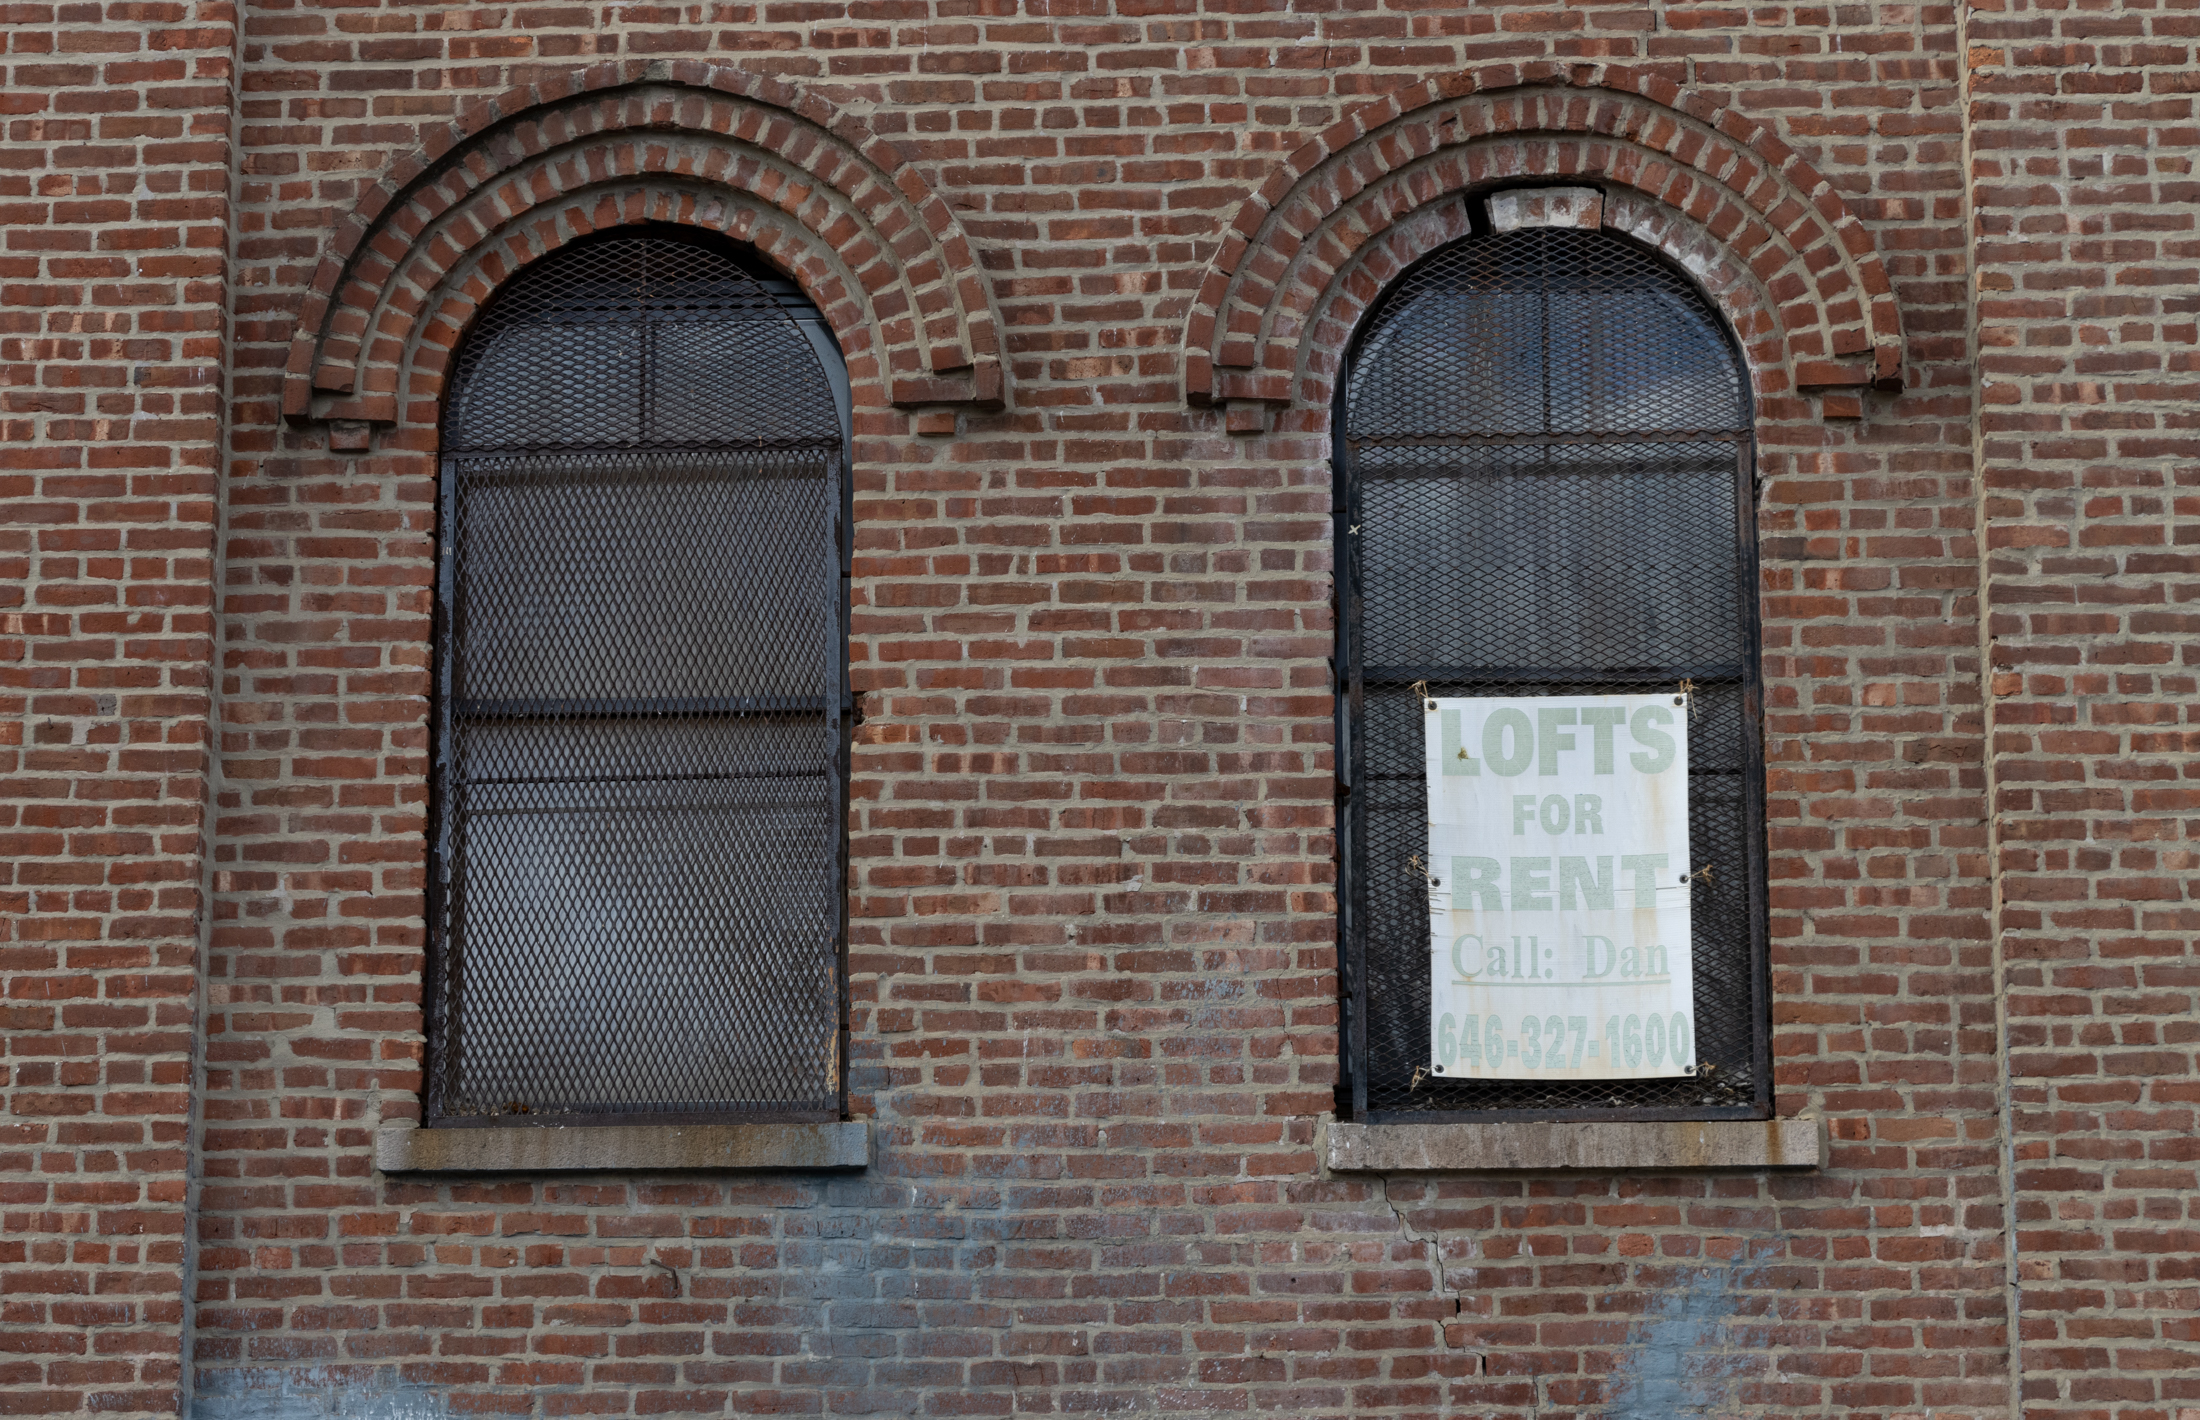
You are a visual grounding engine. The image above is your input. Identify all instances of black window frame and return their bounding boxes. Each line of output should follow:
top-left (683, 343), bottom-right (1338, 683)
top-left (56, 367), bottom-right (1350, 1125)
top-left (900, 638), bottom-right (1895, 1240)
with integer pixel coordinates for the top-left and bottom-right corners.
top-left (1332, 211), bottom-right (1773, 1125)
top-left (423, 226), bottom-right (854, 1129)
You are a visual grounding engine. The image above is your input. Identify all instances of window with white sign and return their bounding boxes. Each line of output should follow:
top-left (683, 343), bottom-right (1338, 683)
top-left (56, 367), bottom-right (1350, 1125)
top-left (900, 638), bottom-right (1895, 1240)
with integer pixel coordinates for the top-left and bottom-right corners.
top-left (1334, 212), bottom-right (1769, 1122)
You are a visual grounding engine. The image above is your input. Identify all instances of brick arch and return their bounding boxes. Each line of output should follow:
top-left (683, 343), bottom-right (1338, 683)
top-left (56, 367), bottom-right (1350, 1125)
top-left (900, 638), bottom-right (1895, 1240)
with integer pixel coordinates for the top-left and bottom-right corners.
top-left (283, 63), bottom-right (1005, 432)
top-left (1183, 62), bottom-right (1904, 416)
top-left (1281, 181), bottom-right (1795, 438)
top-left (379, 184), bottom-right (892, 447)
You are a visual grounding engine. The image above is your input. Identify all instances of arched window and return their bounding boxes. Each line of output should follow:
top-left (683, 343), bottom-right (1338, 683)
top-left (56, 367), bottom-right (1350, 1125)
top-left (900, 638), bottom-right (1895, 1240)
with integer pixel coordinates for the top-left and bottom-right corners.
top-left (1336, 217), bottom-right (1767, 1121)
top-left (428, 230), bottom-right (850, 1126)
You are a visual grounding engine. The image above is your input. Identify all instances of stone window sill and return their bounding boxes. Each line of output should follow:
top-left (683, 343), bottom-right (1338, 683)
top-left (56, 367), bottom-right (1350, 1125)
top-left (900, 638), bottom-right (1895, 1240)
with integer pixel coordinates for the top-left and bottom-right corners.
top-left (1324, 1117), bottom-right (1821, 1172)
top-left (375, 1120), bottom-right (869, 1173)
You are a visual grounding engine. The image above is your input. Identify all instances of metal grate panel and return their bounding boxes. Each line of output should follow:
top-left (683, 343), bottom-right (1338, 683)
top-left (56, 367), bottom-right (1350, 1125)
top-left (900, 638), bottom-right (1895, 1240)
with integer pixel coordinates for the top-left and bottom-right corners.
top-left (429, 232), bottom-right (847, 1126)
top-left (1337, 222), bottom-right (1770, 1121)
top-left (445, 236), bottom-right (841, 452)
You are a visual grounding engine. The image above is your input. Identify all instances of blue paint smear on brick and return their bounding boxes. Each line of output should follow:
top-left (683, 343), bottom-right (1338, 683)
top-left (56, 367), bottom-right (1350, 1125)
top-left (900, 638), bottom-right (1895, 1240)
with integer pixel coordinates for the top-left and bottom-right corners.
top-left (1602, 1264), bottom-right (1760, 1419)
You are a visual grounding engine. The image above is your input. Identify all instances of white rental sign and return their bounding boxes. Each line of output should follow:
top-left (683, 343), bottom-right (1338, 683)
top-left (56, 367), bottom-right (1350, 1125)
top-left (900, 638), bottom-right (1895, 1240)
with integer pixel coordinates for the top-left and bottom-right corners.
top-left (1423, 693), bottom-right (1695, 1081)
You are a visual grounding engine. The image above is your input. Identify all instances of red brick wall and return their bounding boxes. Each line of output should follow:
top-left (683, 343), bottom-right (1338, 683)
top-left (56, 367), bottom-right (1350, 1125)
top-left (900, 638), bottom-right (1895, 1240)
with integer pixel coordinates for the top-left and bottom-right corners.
top-left (1969, 0), bottom-right (2200, 1412)
top-left (19, 0), bottom-right (2157, 1412)
top-left (182, 4), bottom-right (2009, 1411)
top-left (1, 2), bottom-right (239, 1416)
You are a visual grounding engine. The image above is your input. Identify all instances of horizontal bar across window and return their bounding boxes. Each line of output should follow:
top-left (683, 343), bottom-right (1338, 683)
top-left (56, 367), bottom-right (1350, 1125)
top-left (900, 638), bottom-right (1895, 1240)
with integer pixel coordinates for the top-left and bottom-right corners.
top-left (456, 695), bottom-right (840, 718)
top-left (443, 436), bottom-right (844, 457)
top-left (1361, 664), bottom-right (1746, 686)
top-left (1348, 429), bottom-right (1749, 448)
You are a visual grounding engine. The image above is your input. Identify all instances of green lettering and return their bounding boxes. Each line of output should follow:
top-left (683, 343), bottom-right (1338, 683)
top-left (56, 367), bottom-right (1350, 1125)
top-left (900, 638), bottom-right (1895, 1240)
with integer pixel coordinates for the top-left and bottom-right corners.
top-left (1536, 707), bottom-right (1578, 775)
top-left (1451, 856), bottom-right (1502, 910)
top-left (1621, 852), bottom-right (1669, 905)
top-left (1579, 707), bottom-right (1625, 773)
top-left (1511, 856), bottom-right (1553, 911)
top-left (1483, 708), bottom-right (1533, 776)
top-left (1438, 708), bottom-right (1479, 777)
top-left (1629, 704), bottom-right (1677, 774)
top-left (1559, 856), bottom-right (1614, 910)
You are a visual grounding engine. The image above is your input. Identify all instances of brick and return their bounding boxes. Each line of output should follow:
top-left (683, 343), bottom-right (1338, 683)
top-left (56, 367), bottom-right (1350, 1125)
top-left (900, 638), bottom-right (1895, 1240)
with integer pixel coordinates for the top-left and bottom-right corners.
top-left (13, 0), bottom-right (2197, 1416)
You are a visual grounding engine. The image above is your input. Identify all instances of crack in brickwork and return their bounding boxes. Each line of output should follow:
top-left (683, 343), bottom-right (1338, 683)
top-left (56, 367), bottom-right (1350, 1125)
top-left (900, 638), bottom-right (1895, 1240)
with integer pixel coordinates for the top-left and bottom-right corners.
top-left (1375, 1174), bottom-right (1470, 1359)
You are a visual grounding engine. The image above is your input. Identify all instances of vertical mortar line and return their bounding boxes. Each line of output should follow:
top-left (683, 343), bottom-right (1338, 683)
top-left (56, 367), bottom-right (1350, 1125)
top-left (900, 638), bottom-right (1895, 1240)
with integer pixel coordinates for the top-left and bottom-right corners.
top-left (179, 2), bottom-right (250, 1410)
top-left (1952, 0), bottom-right (2021, 1412)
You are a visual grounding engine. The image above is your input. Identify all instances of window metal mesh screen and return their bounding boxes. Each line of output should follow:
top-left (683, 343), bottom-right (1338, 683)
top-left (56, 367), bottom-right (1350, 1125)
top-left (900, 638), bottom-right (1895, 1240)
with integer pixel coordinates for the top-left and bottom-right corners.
top-left (1337, 224), bottom-right (1770, 1121)
top-left (429, 234), bottom-right (846, 1126)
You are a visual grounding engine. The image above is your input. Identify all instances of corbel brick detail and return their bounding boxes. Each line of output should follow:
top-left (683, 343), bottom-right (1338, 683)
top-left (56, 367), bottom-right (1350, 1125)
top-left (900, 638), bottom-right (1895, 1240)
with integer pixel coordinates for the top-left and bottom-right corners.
top-left (282, 63), bottom-right (1005, 435)
top-left (1182, 62), bottom-right (1906, 414)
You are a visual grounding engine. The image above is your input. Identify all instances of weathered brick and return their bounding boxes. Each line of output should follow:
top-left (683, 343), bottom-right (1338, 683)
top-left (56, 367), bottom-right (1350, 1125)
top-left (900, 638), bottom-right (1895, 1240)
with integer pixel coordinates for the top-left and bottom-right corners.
top-left (13, 0), bottom-right (2200, 1415)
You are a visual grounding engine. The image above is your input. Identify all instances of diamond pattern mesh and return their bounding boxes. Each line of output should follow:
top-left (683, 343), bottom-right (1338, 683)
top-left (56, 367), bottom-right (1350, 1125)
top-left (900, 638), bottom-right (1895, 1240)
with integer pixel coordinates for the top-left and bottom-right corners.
top-left (1346, 229), bottom-right (1745, 439)
top-left (445, 235), bottom-right (841, 452)
top-left (1339, 225), bottom-right (1768, 1120)
top-left (430, 233), bottom-right (845, 1125)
